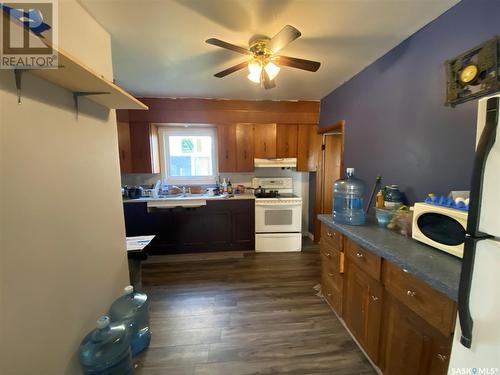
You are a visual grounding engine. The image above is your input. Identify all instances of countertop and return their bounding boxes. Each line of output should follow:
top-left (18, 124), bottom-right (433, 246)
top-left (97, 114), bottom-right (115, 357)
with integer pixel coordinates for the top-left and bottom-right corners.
top-left (123, 193), bottom-right (256, 203)
top-left (318, 214), bottom-right (462, 301)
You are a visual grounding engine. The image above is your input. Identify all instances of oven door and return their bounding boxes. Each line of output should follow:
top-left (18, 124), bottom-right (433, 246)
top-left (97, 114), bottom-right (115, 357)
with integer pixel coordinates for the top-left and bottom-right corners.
top-left (255, 201), bottom-right (302, 233)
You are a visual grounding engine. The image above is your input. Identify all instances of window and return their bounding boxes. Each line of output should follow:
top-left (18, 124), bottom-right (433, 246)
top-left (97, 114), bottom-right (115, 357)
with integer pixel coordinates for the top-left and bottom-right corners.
top-left (159, 126), bottom-right (217, 184)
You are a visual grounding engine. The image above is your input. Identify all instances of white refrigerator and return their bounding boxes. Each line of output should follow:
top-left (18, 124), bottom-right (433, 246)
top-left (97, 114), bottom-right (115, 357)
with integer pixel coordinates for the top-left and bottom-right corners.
top-left (448, 95), bottom-right (500, 373)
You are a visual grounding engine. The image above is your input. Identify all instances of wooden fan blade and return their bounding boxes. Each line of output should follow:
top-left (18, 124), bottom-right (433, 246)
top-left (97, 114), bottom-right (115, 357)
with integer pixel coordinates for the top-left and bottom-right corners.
top-left (206, 38), bottom-right (252, 55)
top-left (267, 25), bottom-right (301, 54)
top-left (214, 61), bottom-right (248, 78)
top-left (261, 69), bottom-right (276, 90)
top-left (275, 55), bottom-right (321, 72)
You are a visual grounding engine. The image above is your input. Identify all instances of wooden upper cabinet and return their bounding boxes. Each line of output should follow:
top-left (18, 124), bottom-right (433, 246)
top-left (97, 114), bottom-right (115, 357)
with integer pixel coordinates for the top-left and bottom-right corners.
top-left (343, 260), bottom-right (383, 364)
top-left (254, 123), bottom-right (277, 158)
top-left (236, 124), bottom-right (254, 172)
top-left (217, 124), bottom-right (237, 172)
top-left (380, 293), bottom-right (452, 375)
top-left (276, 124), bottom-right (298, 158)
top-left (117, 122), bottom-right (132, 174)
top-left (308, 126), bottom-right (322, 172)
top-left (118, 122), bottom-right (160, 174)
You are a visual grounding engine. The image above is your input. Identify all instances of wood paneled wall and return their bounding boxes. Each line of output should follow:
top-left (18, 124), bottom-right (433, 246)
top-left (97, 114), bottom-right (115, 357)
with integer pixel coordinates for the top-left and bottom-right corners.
top-left (117, 98), bottom-right (320, 125)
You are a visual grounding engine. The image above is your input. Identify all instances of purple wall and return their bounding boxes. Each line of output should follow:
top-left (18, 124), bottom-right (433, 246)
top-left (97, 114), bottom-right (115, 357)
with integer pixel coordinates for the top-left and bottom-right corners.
top-left (319, 0), bottom-right (500, 203)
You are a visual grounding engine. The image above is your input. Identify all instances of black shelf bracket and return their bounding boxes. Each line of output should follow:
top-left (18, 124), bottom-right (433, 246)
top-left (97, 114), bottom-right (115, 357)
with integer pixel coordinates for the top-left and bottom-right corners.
top-left (72, 91), bottom-right (109, 117)
top-left (14, 69), bottom-right (25, 104)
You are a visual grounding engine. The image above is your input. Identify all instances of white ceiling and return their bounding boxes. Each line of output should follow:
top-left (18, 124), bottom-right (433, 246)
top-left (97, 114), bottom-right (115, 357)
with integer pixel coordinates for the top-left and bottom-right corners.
top-left (79, 0), bottom-right (459, 101)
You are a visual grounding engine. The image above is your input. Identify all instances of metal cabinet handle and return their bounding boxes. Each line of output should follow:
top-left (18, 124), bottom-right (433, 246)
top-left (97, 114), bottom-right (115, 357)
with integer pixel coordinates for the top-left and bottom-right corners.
top-left (406, 290), bottom-right (416, 297)
top-left (225, 150), bottom-right (229, 159)
top-left (264, 142), bottom-right (267, 152)
top-left (437, 354), bottom-right (448, 362)
top-left (325, 252), bottom-right (331, 258)
top-left (244, 150), bottom-right (247, 159)
top-left (371, 295), bottom-right (379, 301)
top-left (327, 231), bottom-right (335, 238)
top-left (356, 252), bottom-right (364, 259)
top-left (328, 272), bottom-right (334, 278)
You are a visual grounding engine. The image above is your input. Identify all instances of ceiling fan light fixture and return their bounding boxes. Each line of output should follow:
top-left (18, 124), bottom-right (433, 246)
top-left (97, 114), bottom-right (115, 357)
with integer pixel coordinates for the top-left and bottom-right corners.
top-left (264, 62), bottom-right (280, 81)
top-left (247, 59), bottom-right (262, 83)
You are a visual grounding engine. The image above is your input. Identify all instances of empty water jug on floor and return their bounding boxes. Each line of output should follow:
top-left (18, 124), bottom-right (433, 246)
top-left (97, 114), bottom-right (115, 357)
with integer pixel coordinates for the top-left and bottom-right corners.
top-left (79, 316), bottom-right (133, 375)
top-left (108, 285), bottom-right (151, 356)
top-left (333, 168), bottom-right (366, 225)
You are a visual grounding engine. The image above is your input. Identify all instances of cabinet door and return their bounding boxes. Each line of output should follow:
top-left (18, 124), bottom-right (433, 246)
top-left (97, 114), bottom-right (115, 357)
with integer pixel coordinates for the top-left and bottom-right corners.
top-left (217, 124), bottom-right (237, 172)
top-left (380, 293), bottom-right (452, 375)
top-left (236, 124), bottom-right (255, 172)
top-left (343, 260), bottom-right (383, 363)
top-left (254, 124), bottom-right (276, 158)
top-left (117, 122), bottom-right (132, 173)
top-left (308, 125), bottom-right (322, 172)
top-left (231, 200), bottom-right (255, 250)
top-left (129, 122), bottom-right (160, 173)
top-left (296, 124), bottom-right (310, 171)
top-left (276, 124), bottom-right (298, 158)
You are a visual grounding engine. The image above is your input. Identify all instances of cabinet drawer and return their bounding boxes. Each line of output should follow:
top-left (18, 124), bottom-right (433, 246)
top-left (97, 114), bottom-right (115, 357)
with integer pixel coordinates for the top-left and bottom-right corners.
top-left (321, 224), bottom-right (343, 251)
top-left (321, 261), bottom-right (343, 314)
top-left (383, 261), bottom-right (457, 336)
top-left (321, 250), bottom-right (344, 290)
top-left (345, 238), bottom-right (381, 281)
top-left (320, 241), bottom-right (344, 273)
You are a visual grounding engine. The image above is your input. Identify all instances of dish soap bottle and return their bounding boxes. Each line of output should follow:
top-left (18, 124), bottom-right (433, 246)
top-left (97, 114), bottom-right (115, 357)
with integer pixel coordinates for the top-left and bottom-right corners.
top-left (332, 168), bottom-right (366, 225)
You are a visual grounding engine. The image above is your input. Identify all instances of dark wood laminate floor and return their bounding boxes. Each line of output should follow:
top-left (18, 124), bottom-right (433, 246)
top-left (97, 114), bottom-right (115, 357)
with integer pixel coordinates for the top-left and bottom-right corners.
top-left (135, 242), bottom-right (377, 375)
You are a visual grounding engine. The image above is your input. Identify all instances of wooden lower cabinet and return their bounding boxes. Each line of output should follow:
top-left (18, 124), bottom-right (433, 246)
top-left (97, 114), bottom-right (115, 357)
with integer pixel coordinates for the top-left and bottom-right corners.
top-left (320, 248), bottom-right (343, 314)
top-left (319, 223), bottom-right (454, 375)
top-left (124, 200), bottom-right (254, 253)
top-left (343, 259), bottom-right (383, 363)
top-left (380, 293), bottom-right (452, 375)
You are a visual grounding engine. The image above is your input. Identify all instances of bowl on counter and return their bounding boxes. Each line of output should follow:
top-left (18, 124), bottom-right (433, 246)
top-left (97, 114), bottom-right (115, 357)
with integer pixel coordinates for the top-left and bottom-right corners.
top-left (374, 207), bottom-right (395, 227)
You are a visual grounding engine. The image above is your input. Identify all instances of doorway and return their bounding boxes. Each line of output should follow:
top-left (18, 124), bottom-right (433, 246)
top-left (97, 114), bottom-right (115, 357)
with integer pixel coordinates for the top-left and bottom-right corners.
top-left (313, 120), bottom-right (345, 241)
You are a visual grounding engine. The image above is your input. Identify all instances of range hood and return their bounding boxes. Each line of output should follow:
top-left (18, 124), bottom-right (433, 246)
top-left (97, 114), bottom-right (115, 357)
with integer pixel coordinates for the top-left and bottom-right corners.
top-left (254, 158), bottom-right (297, 168)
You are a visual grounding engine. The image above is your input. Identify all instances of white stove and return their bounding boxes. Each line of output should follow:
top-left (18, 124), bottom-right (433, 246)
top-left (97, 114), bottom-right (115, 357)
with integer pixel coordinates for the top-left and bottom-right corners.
top-left (252, 178), bottom-right (302, 252)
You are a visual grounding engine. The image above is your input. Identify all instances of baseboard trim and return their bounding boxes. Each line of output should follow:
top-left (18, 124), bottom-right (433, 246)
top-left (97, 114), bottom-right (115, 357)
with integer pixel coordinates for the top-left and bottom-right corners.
top-left (323, 297), bottom-right (383, 375)
top-left (303, 232), bottom-right (314, 240)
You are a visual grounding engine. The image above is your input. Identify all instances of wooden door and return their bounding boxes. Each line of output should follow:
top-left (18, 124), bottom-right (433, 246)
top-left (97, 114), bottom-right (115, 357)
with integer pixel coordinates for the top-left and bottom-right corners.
top-left (117, 122), bottom-right (132, 173)
top-left (217, 124), bottom-right (237, 172)
top-left (343, 260), bottom-right (383, 363)
top-left (322, 134), bottom-right (343, 215)
top-left (276, 124), bottom-right (298, 158)
top-left (380, 294), bottom-right (452, 375)
top-left (236, 124), bottom-right (254, 172)
top-left (254, 123), bottom-right (276, 158)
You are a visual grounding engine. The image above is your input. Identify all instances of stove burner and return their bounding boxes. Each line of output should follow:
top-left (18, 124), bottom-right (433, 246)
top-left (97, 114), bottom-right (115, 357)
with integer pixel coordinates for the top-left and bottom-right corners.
top-left (255, 190), bottom-right (280, 198)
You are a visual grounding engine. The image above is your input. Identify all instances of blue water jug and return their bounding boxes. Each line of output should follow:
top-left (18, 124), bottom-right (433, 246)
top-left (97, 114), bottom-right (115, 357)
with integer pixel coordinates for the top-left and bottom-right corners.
top-left (79, 316), bottom-right (133, 375)
top-left (333, 168), bottom-right (366, 225)
top-left (108, 286), bottom-right (151, 357)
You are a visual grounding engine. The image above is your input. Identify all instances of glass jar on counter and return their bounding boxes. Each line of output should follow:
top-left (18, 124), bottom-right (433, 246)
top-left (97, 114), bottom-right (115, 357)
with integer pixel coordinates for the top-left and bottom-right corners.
top-left (384, 185), bottom-right (403, 209)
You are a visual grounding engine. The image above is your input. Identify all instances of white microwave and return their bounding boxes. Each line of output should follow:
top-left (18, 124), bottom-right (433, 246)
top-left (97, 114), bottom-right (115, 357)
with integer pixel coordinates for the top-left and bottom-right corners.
top-left (412, 203), bottom-right (468, 258)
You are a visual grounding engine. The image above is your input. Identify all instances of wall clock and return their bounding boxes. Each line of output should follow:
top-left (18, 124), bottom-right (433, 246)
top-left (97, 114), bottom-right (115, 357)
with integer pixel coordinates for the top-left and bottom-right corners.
top-left (445, 36), bottom-right (500, 107)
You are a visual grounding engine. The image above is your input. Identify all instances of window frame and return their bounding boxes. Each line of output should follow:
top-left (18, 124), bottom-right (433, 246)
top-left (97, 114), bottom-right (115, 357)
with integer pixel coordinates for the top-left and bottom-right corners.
top-left (158, 125), bottom-right (218, 185)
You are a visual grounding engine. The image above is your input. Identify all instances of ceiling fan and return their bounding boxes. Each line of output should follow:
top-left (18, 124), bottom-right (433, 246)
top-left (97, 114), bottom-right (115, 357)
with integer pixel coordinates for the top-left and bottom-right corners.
top-left (206, 25), bottom-right (321, 89)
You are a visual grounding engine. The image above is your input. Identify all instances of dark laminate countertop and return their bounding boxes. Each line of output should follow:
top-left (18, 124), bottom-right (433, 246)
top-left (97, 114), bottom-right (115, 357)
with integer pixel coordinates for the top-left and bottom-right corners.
top-left (318, 214), bottom-right (462, 301)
